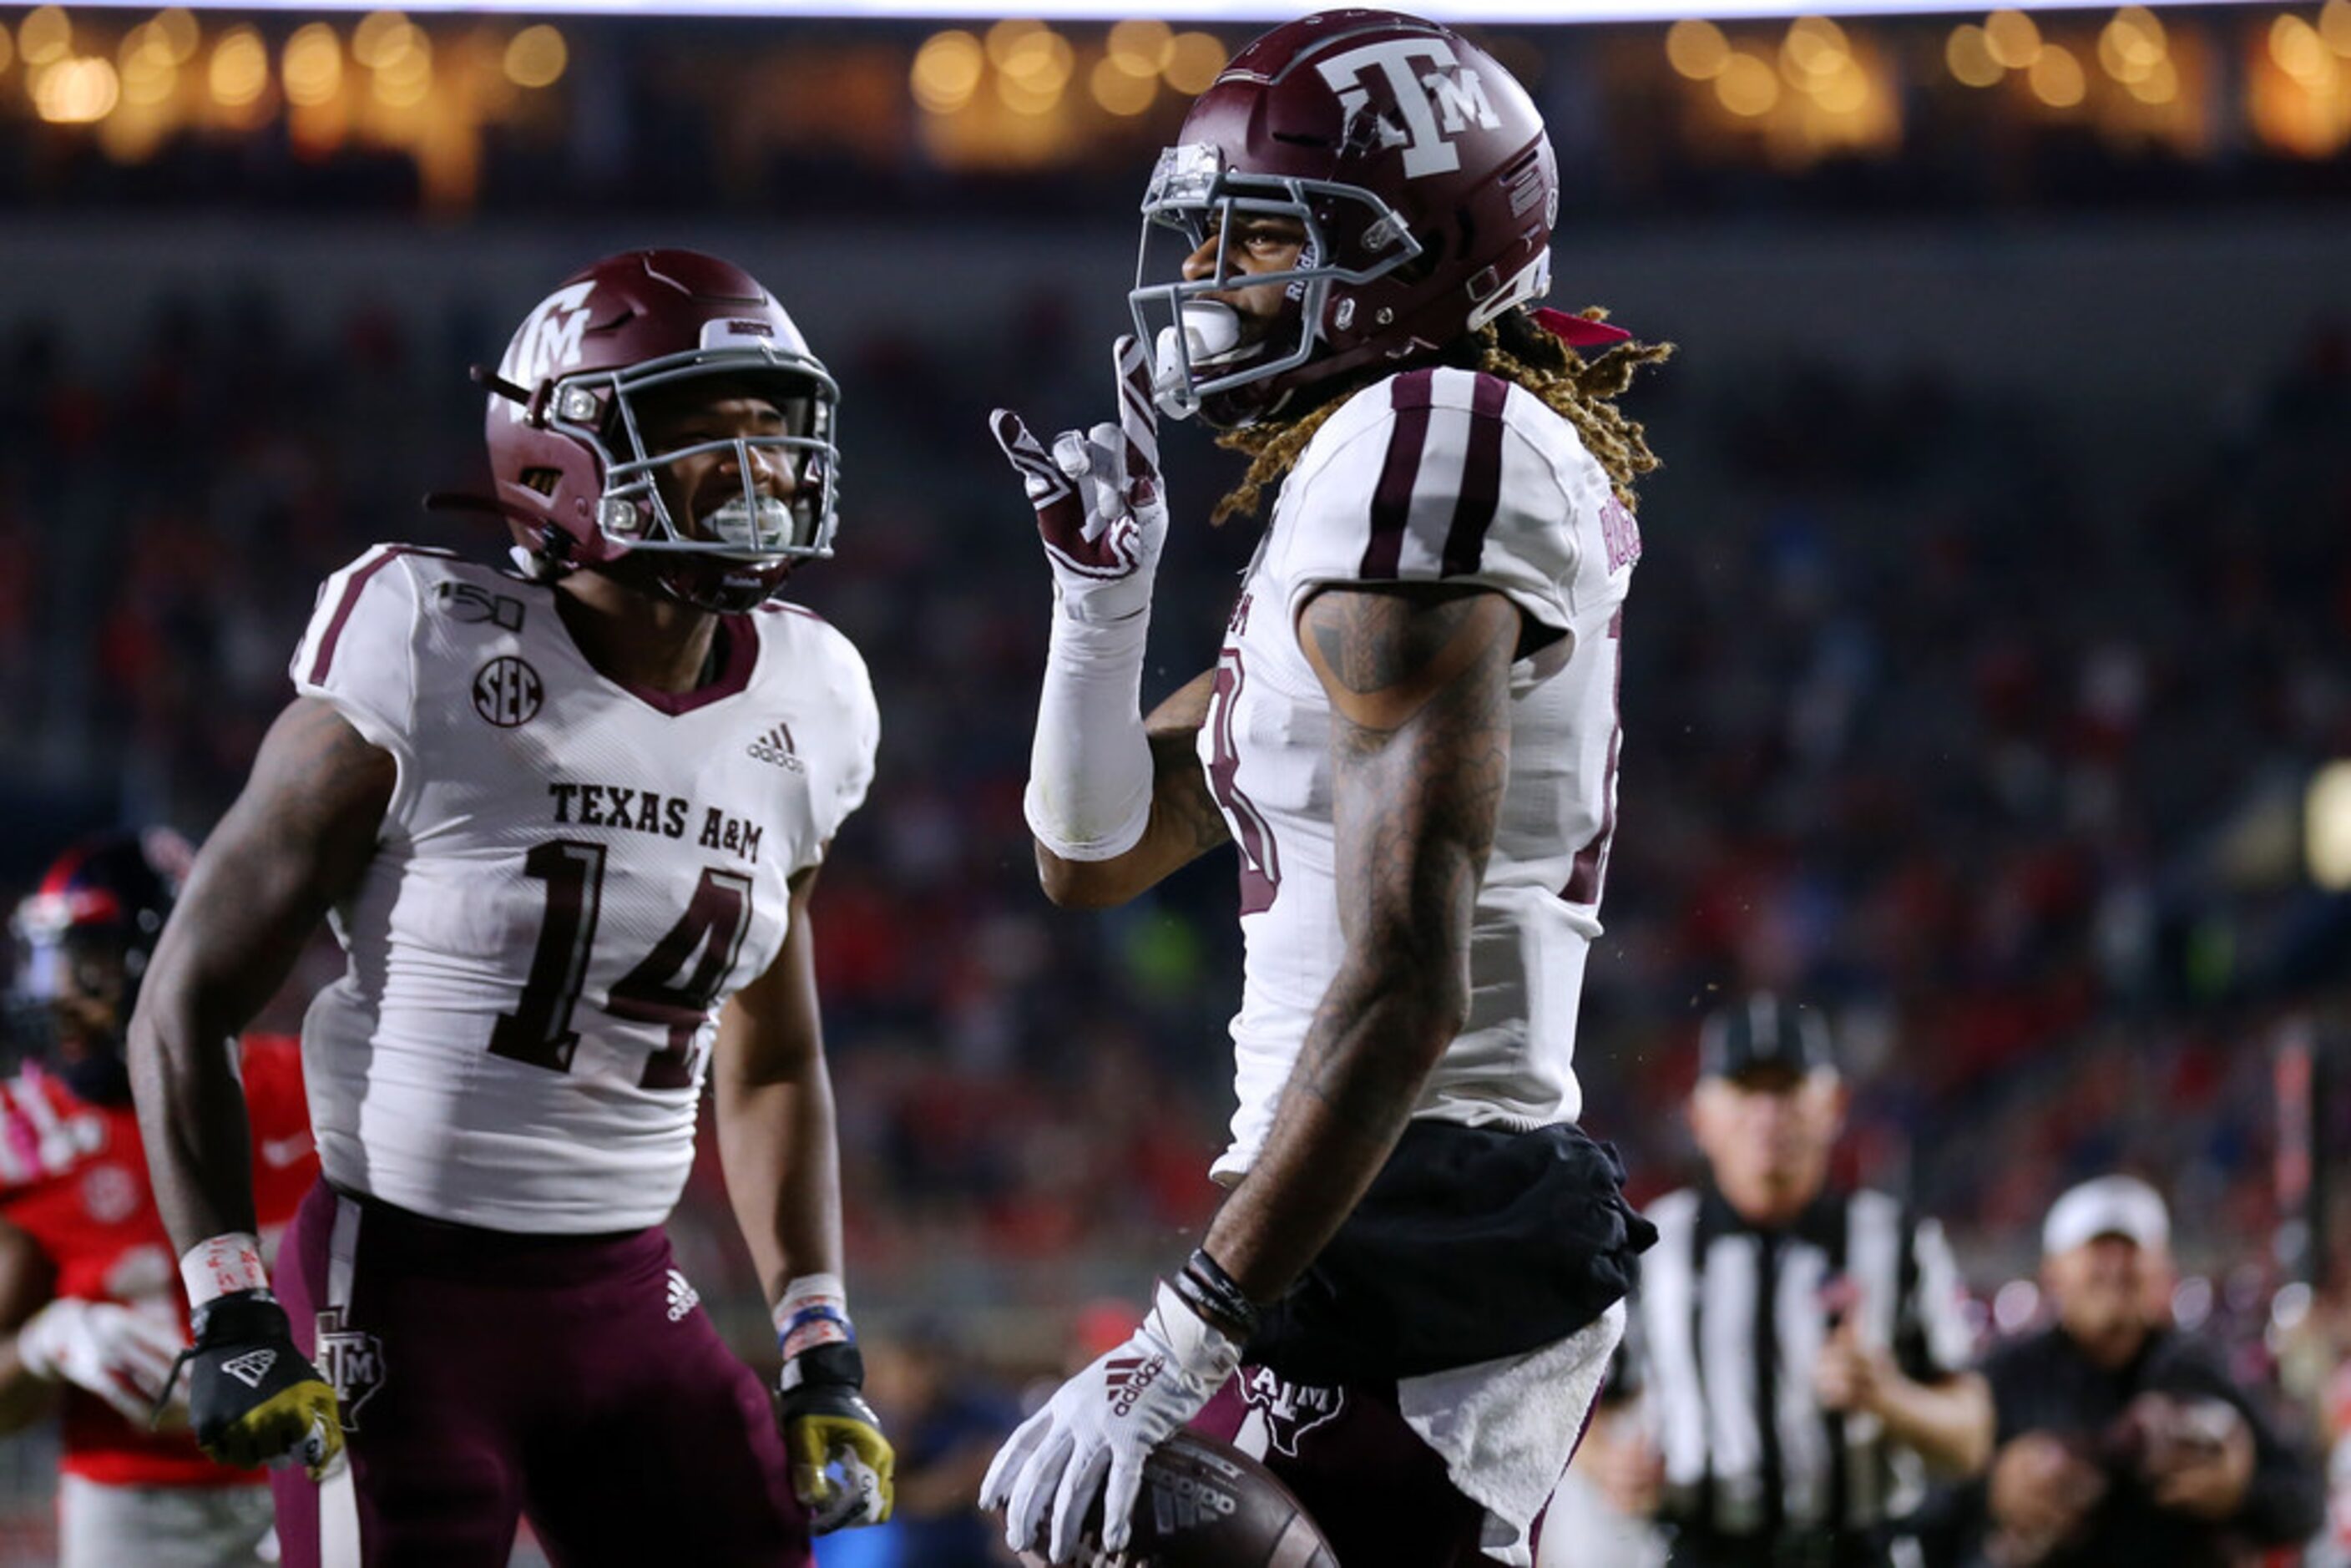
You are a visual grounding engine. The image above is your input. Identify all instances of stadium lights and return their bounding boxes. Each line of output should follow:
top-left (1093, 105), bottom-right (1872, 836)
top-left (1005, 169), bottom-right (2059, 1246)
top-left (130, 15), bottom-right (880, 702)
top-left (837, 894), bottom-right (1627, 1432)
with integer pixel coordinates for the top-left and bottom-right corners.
top-left (38, 0), bottom-right (2307, 22)
top-left (2306, 761), bottom-right (2351, 893)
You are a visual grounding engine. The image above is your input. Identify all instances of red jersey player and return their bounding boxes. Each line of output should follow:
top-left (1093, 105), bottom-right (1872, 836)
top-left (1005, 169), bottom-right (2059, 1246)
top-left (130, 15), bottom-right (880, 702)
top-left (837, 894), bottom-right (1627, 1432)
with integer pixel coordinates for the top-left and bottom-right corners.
top-left (2, 831), bottom-right (316, 1567)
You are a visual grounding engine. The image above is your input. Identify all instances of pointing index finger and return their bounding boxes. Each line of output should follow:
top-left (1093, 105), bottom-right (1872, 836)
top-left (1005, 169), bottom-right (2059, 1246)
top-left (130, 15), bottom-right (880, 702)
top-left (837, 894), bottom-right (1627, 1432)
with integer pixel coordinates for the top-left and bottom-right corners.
top-left (1113, 335), bottom-right (1159, 495)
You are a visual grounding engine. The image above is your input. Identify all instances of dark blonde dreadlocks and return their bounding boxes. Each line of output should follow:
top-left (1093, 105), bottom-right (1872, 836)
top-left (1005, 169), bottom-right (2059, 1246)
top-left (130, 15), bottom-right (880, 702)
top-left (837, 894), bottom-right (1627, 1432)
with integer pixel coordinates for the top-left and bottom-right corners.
top-left (1211, 305), bottom-right (1674, 526)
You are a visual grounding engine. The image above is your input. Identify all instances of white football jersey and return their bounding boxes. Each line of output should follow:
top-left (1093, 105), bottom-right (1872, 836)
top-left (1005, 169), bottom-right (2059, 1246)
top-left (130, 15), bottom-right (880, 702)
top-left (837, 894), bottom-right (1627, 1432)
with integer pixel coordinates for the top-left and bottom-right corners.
top-left (289, 545), bottom-right (877, 1232)
top-left (1198, 367), bottom-right (1639, 1181)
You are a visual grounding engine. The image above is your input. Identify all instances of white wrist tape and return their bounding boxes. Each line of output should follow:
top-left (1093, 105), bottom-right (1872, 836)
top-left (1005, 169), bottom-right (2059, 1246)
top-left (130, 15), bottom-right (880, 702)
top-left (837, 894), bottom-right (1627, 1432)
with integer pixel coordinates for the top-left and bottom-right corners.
top-left (1024, 604), bottom-right (1153, 862)
top-left (179, 1232), bottom-right (268, 1308)
top-left (774, 1272), bottom-right (852, 1361)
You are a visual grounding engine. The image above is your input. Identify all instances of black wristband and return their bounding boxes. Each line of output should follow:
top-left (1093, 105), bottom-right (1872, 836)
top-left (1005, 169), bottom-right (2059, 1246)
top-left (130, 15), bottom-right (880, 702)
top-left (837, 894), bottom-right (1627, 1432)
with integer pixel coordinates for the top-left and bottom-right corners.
top-left (1176, 1248), bottom-right (1262, 1342)
top-left (782, 1339), bottom-right (866, 1394)
top-left (190, 1288), bottom-right (288, 1347)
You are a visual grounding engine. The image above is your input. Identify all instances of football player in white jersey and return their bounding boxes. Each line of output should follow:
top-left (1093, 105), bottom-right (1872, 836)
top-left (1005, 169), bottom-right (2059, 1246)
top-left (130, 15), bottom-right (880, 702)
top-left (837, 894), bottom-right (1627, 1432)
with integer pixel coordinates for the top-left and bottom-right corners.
top-left (126, 250), bottom-right (894, 1566)
top-left (981, 12), bottom-right (1673, 1567)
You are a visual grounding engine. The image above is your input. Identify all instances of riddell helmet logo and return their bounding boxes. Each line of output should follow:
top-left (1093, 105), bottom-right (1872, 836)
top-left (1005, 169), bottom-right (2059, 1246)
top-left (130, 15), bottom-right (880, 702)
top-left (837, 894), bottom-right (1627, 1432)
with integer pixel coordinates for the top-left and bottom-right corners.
top-left (1317, 38), bottom-right (1502, 179)
top-left (497, 281), bottom-right (596, 424)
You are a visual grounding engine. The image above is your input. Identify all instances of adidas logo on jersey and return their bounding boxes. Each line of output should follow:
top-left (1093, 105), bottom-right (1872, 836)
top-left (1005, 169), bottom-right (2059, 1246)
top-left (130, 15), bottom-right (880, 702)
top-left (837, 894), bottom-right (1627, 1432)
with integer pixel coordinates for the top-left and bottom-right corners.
top-left (221, 1348), bottom-right (278, 1389)
top-left (746, 724), bottom-right (804, 772)
top-left (1146, 1469), bottom-right (1239, 1535)
top-left (665, 1268), bottom-right (700, 1323)
top-left (1105, 1353), bottom-right (1166, 1418)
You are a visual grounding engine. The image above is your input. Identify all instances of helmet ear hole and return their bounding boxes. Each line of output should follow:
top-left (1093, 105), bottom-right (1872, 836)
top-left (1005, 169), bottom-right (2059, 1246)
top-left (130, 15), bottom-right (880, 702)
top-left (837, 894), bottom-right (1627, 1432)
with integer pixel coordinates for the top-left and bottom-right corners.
top-left (521, 468), bottom-right (563, 497)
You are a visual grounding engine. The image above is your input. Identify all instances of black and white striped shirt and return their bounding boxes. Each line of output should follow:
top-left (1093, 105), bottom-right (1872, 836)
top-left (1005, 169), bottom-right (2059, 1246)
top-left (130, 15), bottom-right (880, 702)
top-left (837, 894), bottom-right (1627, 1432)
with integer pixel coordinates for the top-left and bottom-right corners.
top-left (1634, 1185), bottom-right (1974, 1543)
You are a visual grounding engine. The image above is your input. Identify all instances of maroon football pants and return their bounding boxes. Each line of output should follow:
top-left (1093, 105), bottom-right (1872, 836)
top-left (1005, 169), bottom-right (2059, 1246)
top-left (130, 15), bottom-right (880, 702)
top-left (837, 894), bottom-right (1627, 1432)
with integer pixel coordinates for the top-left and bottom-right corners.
top-left (1191, 1367), bottom-right (1508, 1568)
top-left (269, 1180), bottom-right (809, 1567)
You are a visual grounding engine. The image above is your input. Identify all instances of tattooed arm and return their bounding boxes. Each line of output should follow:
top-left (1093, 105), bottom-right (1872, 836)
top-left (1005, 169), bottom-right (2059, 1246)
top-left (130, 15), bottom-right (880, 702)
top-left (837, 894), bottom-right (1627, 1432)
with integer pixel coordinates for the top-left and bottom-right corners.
top-left (1035, 669), bottom-right (1233, 908)
top-left (1201, 584), bottom-right (1519, 1304)
top-left (128, 699), bottom-right (392, 1252)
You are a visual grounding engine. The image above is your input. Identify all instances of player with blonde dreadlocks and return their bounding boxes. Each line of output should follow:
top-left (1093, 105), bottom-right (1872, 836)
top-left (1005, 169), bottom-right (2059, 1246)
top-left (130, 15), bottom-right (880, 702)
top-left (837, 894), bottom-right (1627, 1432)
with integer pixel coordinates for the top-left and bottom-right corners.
top-left (1213, 302), bottom-right (1672, 524)
top-left (983, 12), bottom-right (1662, 1566)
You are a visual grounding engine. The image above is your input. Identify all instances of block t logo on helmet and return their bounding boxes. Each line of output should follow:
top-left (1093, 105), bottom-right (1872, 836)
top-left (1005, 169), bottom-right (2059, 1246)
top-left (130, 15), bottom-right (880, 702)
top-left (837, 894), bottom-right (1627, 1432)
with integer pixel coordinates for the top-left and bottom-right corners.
top-left (1316, 37), bottom-right (1501, 178)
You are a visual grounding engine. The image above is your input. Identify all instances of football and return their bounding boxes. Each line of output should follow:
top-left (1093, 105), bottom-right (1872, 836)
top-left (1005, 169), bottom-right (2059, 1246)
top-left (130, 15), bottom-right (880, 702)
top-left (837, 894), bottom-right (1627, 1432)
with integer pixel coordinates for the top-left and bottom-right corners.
top-left (1021, 1431), bottom-right (1338, 1568)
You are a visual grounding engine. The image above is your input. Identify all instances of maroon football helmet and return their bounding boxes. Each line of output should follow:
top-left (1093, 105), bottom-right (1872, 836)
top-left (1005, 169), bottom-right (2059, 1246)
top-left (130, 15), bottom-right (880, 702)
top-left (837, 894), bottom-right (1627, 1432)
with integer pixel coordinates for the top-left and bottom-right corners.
top-left (1130, 10), bottom-right (1559, 427)
top-left (484, 248), bottom-right (839, 613)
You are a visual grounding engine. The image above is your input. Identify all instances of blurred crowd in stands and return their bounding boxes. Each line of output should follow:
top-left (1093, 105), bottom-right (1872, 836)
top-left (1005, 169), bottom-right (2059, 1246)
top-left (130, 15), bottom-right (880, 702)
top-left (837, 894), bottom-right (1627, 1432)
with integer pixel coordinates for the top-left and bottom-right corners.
top-left (1, 241), bottom-right (2348, 1560)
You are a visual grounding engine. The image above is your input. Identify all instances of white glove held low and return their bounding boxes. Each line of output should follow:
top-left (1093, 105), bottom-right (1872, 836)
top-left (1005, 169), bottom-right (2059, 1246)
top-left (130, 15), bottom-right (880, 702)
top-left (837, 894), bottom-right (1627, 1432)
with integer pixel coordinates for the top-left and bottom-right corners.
top-left (17, 1297), bottom-right (188, 1424)
top-left (980, 1281), bottom-right (1242, 1564)
top-left (993, 337), bottom-right (1169, 863)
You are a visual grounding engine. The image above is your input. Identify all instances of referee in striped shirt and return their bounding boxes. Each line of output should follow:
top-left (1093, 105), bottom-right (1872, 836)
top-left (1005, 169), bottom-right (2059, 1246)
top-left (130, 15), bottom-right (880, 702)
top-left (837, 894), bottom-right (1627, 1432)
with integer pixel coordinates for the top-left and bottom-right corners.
top-left (1630, 996), bottom-right (1993, 1568)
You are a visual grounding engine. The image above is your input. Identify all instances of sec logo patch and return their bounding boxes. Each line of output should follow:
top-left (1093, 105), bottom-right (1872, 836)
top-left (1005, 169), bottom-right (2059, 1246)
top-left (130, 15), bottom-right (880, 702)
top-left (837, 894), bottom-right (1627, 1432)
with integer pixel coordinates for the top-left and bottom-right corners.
top-left (473, 656), bottom-right (544, 727)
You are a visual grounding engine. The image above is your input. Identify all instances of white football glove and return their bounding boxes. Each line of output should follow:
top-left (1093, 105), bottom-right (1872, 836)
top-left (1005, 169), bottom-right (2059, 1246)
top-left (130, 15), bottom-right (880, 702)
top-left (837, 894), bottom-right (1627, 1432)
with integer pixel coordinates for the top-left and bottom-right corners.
top-left (981, 1282), bottom-right (1241, 1564)
top-left (16, 1297), bottom-right (187, 1424)
top-left (989, 335), bottom-right (1168, 625)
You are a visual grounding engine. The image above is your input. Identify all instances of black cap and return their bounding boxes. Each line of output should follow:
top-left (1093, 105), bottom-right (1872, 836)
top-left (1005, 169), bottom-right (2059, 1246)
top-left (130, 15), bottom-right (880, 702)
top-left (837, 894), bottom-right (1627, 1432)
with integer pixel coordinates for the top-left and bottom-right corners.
top-left (1697, 994), bottom-right (1835, 1082)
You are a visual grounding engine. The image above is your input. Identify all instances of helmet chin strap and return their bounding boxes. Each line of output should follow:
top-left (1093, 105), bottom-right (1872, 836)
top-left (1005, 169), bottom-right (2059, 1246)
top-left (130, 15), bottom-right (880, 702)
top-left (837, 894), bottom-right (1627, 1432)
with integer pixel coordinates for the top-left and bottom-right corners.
top-left (650, 554), bottom-right (791, 615)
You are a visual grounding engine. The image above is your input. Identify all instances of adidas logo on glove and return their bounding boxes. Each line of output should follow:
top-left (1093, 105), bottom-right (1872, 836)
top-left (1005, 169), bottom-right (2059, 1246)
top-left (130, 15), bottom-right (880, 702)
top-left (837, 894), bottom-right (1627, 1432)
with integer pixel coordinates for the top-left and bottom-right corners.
top-left (1105, 1353), bottom-right (1165, 1418)
top-left (220, 1348), bottom-right (278, 1389)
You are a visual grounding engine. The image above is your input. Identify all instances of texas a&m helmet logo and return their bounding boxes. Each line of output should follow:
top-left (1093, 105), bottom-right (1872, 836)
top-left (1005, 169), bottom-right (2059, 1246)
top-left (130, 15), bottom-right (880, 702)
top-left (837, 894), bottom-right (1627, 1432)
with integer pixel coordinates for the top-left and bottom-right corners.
top-left (1316, 37), bottom-right (1502, 179)
top-left (314, 1306), bottom-right (387, 1431)
top-left (494, 280), bottom-right (595, 425)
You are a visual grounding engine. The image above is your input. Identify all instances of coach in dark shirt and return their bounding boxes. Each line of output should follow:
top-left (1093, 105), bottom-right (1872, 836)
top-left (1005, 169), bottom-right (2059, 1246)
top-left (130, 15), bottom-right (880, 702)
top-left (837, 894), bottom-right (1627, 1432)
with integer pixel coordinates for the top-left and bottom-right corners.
top-left (1975, 1176), bottom-right (2323, 1567)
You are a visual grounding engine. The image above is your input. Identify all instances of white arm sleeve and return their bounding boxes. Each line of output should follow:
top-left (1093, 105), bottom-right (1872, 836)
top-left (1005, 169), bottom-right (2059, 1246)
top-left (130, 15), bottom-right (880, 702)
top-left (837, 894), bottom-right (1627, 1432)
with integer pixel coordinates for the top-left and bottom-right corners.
top-left (1024, 602), bottom-right (1153, 862)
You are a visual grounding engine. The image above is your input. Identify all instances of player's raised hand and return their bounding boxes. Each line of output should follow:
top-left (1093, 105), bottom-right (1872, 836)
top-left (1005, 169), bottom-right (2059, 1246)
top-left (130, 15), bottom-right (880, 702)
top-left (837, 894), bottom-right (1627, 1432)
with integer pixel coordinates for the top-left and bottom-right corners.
top-left (988, 335), bottom-right (1167, 625)
top-left (15, 1296), bottom-right (187, 1424)
top-left (169, 1289), bottom-right (343, 1479)
top-left (981, 1281), bottom-right (1241, 1564)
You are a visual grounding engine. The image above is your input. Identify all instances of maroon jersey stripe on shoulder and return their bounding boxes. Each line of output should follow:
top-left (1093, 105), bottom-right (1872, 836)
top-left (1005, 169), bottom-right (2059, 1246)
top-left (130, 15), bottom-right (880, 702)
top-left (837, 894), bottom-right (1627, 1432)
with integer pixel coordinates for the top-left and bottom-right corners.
top-left (306, 545), bottom-right (414, 686)
top-left (1440, 373), bottom-right (1510, 577)
top-left (1361, 370), bottom-right (1438, 580)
